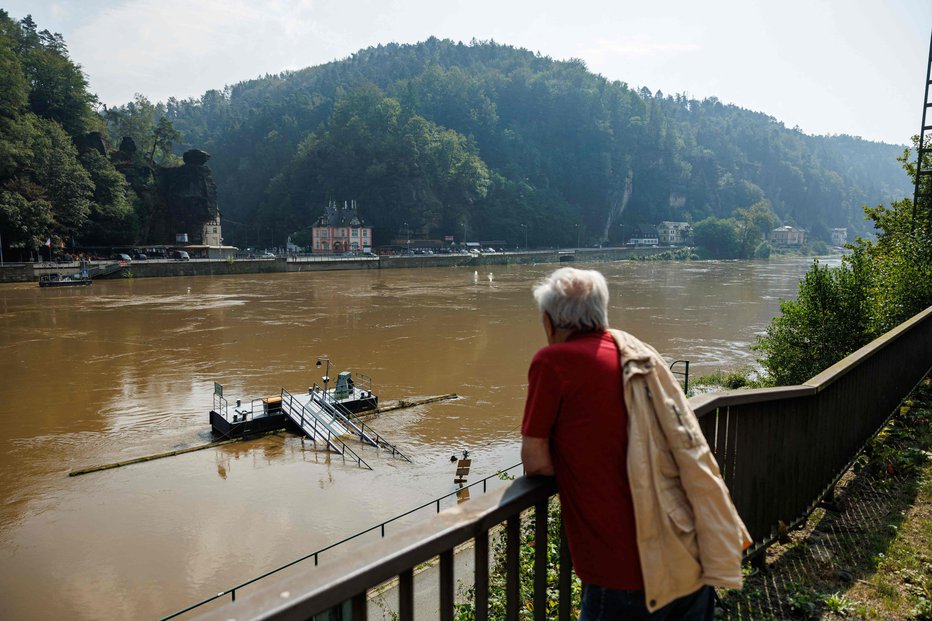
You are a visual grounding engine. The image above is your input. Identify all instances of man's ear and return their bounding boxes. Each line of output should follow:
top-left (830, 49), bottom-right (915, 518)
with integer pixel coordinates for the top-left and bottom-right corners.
top-left (542, 312), bottom-right (555, 342)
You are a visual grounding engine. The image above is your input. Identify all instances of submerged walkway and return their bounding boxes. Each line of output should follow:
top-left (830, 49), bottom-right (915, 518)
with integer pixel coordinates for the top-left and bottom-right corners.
top-left (720, 375), bottom-right (932, 620)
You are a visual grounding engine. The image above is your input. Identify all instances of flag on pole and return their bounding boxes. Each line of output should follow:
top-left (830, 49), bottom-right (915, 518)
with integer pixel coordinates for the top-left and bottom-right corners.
top-left (45, 238), bottom-right (51, 248)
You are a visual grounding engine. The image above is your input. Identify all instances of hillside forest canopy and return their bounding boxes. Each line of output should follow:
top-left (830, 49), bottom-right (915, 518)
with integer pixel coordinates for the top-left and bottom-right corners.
top-left (0, 13), bottom-right (913, 257)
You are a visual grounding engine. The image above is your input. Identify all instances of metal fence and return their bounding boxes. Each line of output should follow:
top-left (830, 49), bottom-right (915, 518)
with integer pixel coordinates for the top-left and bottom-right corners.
top-left (196, 305), bottom-right (932, 621)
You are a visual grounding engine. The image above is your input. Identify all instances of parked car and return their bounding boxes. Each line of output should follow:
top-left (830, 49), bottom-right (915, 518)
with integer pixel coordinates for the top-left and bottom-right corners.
top-left (133, 252), bottom-right (147, 261)
top-left (261, 251), bottom-right (276, 258)
top-left (111, 253), bottom-right (132, 262)
top-left (171, 250), bottom-right (190, 261)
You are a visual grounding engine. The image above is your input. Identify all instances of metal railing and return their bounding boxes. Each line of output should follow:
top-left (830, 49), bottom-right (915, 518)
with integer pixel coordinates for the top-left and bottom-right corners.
top-left (314, 386), bottom-right (411, 461)
top-left (280, 389), bottom-right (372, 470)
top-left (669, 359), bottom-right (690, 392)
top-left (353, 372), bottom-right (375, 395)
top-left (194, 305), bottom-right (932, 621)
top-left (691, 304), bottom-right (932, 553)
top-left (161, 463), bottom-right (525, 620)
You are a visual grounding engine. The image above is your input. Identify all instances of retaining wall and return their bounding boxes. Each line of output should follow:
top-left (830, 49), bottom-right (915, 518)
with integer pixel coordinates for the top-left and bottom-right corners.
top-left (1, 246), bottom-right (679, 283)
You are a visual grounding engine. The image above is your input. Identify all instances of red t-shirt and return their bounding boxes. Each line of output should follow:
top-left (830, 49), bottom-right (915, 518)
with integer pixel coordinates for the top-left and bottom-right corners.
top-left (522, 331), bottom-right (644, 590)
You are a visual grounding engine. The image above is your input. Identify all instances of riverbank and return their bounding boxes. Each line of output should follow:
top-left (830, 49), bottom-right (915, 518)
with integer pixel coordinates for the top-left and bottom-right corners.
top-left (0, 246), bottom-right (678, 283)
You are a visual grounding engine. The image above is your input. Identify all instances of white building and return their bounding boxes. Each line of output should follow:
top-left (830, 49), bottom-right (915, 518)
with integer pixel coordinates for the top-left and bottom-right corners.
top-left (202, 215), bottom-right (222, 247)
top-left (769, 225), bottom-right (806, 246)
top-left (657, 221), bottom-right (691, 245)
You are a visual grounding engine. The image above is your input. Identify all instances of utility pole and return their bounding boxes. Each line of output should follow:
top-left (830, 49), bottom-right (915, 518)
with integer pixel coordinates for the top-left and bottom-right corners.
top-left (913, 29), bottom-right (932, 229)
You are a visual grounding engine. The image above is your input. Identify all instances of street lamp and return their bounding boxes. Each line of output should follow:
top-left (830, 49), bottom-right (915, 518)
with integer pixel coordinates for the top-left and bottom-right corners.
top-left (575, 224), bottom-right (580, 249)
top-left (316, 356), bottom-right (331, 394)
top-left (520, 223), bottom-right (527, 250)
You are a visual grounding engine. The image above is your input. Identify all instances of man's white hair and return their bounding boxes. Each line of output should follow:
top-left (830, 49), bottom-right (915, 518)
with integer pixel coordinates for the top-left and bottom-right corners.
top-left (532, 267), bottom-right (609, 332)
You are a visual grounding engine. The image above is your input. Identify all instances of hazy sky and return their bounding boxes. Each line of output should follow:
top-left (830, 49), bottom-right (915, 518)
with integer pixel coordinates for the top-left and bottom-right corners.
top-left (5, 0), bottom-right (930, 145)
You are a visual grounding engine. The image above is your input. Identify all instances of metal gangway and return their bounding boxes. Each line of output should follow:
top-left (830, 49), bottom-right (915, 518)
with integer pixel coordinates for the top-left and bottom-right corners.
top-left (309, 385), bottom-right (411, 462)
top-left (278, 389), bottom-right (372, 470)
top-left (86, 262), bottom-right (124, 279)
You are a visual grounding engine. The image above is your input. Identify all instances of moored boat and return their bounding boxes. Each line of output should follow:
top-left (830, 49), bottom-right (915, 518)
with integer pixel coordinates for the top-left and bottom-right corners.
top-left (38, 272), bottom-right (92, 287)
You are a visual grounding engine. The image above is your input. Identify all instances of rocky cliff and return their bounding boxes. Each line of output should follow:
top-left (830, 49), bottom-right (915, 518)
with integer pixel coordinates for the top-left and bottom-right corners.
top-left (107, 137), bottom-right (219, 245)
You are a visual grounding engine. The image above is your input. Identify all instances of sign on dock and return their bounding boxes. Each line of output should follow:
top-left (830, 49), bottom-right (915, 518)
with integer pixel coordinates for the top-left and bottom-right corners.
top-left (454, 459), bottom-right (471, 485)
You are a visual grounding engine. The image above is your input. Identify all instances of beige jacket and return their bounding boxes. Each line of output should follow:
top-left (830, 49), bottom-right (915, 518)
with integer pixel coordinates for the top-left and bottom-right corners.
top-left (609, 329), bottom-right (751, 612)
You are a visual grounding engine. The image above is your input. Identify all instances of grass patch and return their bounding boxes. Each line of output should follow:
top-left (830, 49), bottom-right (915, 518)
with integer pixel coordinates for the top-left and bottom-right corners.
top-left (689, 366), bottom-right (768, 393)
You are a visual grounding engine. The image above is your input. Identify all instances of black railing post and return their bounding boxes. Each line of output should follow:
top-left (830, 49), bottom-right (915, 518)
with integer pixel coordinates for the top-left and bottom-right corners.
top-left (399, 568), bottom-right (414, 621)
top-left (440, 549), bottom-right (454, 621)
top-left (533, 500), bottom-right (549, 621)
top-left (352, 592), bottom-right (367, 620)
top-left (669, 359), bottom-right (690, 392)
top-left (506, 516), bottom-right (520, 621)
top-left (559, 521), bottom-right (572, 621)
top-left (475, 530), bottom-right (489, 621)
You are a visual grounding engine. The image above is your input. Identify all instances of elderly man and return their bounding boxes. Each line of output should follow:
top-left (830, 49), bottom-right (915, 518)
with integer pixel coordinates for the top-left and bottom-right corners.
top-left (521, 267), bottom-right (749, 620)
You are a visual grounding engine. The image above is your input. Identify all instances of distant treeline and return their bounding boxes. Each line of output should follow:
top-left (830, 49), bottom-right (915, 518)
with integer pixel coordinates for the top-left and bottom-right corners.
top-left (149, 38), bottom-right (909, 249)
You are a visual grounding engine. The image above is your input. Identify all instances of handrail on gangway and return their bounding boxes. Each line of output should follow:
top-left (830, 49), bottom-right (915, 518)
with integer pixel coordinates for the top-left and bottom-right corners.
top-left (312, 385), bottom-right (411, 462)
top-left (279, 389), bottom-right (345, 453)
top-left (279, 389), bottom-right (372, 470)
top-left (86, 261), bottom-right (124, 278)
top-left (309, 385), bottom-right (378, 447)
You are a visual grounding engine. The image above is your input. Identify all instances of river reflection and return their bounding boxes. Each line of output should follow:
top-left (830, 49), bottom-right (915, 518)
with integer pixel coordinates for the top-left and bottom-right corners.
top-left (0, 257), bottom-right (829, 619)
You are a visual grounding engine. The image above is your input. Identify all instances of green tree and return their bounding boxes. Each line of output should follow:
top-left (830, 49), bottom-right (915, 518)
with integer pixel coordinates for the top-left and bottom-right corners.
top-left (755, 138), bottom-right (929, 386)
top-left (264, 85), bottom-right (490, 245)
top-left (0, 22), bottom-right (31, 181)
top-left (104, 93), bottom-right (157, 159)
top-left (859, 140), bottom-right (932, 334)
top-left (0, 179), bottom-right (53, 250)
top-left (30, 115), bottom-right (93, 236)
top-left (9, 12), bottom-right (96, 136)
top-left (755, 252), bottom-right (873, 385)
top-left (733, 200), bottom-right (778, 259)
top-left (0, 11), bottom-right (108, 254)
top-left (149, 116), bottom-right (181, 164)
top-left (79, 150), bottom-right (138, 244)
top-left (692, 216), bottom-right (739, 258)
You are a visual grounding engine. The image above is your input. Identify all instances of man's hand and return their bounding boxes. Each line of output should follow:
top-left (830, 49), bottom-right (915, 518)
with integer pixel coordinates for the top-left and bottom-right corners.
top-left (521, 436), bottom-right (555, 476)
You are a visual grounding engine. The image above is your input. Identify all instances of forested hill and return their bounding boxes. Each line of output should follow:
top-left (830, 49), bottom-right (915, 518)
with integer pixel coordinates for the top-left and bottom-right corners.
top-left (0, 13), bottom-right (912, 254)
top-left (148, 38), bottom-right (908, 249)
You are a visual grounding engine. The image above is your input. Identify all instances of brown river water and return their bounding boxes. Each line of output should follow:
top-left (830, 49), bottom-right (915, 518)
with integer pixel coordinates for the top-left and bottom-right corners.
top-left (0, 257), bottom-right (832, 619)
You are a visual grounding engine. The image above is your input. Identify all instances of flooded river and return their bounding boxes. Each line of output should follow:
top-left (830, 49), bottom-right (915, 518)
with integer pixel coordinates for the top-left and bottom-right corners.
top-left (0, 257), bottom-right (828, 619)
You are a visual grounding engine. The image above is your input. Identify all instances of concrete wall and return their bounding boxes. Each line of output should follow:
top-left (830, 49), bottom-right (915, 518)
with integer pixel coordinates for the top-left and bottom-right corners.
top-left (0, 263), bottom-right (35, 282)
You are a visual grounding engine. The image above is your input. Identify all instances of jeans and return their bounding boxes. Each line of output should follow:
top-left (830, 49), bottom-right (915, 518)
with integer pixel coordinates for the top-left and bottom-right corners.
top-left (579, 584), bottom-right (714, 621)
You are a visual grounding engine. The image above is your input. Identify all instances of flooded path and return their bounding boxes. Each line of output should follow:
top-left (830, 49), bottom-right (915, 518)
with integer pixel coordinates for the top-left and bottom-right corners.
top-left (0, 257), bottom-right (828, 619)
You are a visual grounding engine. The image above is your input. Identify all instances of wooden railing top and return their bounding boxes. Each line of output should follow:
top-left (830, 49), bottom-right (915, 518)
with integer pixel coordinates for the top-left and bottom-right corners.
top-left (690, 304), bottom-right (932, 417)
top-left (805, 304), bottom-right (932, 391)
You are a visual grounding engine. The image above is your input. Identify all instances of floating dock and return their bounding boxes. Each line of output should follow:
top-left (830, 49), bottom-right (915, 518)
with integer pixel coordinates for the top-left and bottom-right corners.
top-left (209, 374), bottom-right (409, 468)
top-left (209, 383), bottom-right (377, 439)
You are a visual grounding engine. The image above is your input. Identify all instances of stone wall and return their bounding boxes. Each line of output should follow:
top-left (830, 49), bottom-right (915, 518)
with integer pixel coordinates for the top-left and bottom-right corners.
top-left (0, 263), bottom-right (35, 282)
